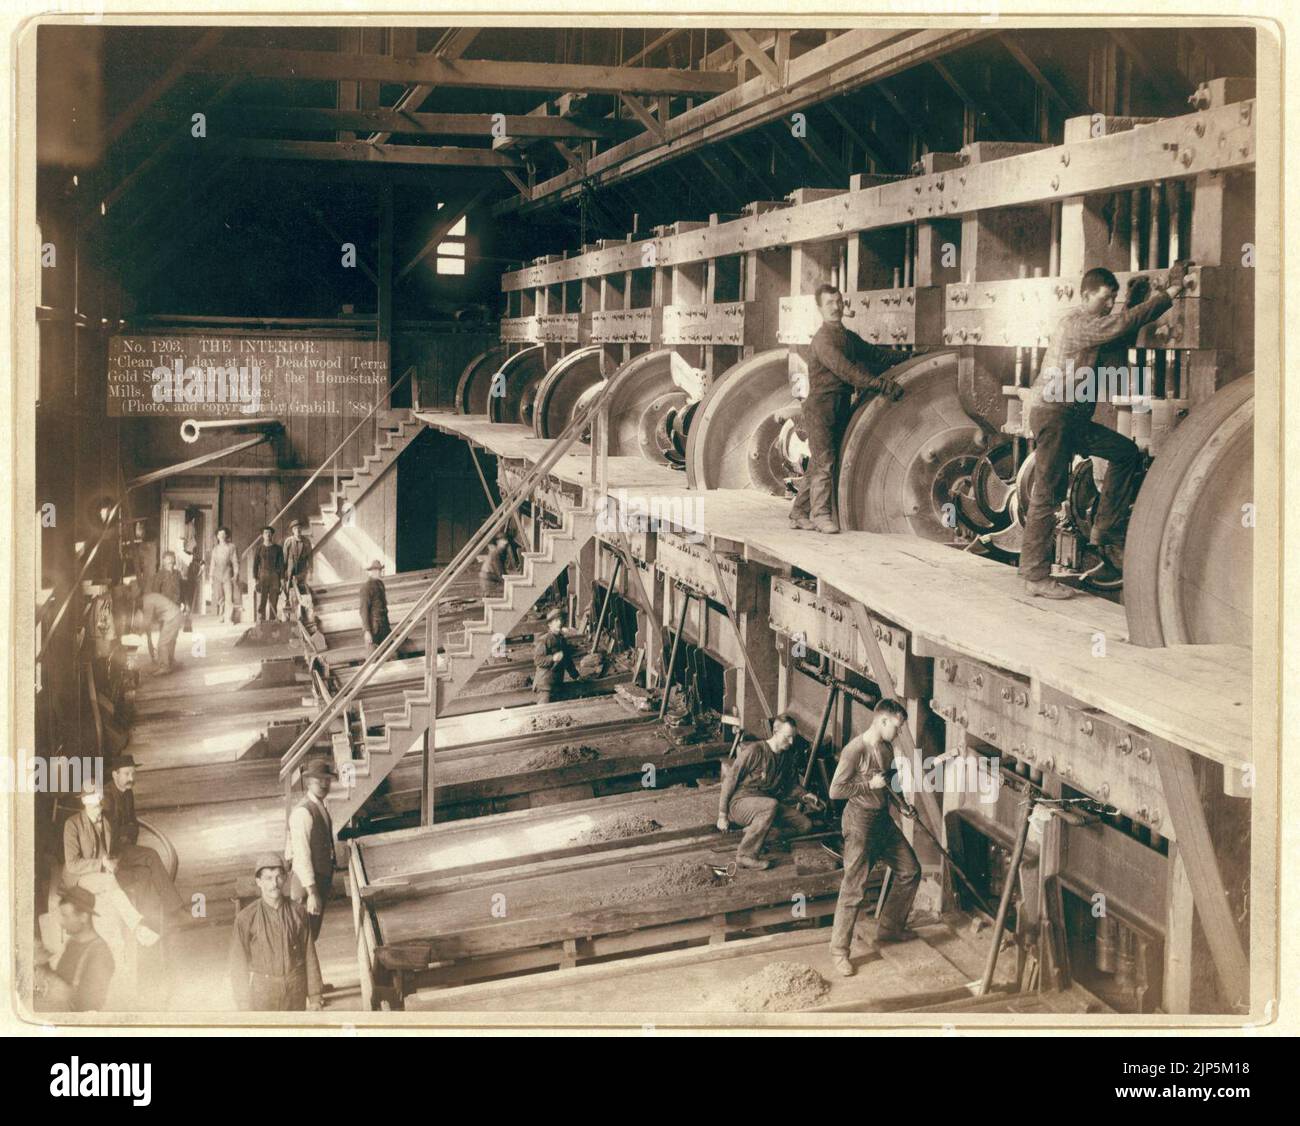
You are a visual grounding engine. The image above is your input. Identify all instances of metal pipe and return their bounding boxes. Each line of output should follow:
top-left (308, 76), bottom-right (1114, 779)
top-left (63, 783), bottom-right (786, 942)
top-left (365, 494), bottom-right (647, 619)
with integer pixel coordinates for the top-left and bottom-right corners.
top-left (1130, 189), bottom-right (1143, 271)
top-left (980, 795), bottom-right (1036, 994)
top-left (591, 554), bottom-right (624, 653)
top-left (801, 682), bottom-right (838, 788)
top-left (658, 586), bottom-right (691, 722)
top-left (179, 416), bottom-right (280, 444)
top-left (1048, 202), bottom-right (1061, 278)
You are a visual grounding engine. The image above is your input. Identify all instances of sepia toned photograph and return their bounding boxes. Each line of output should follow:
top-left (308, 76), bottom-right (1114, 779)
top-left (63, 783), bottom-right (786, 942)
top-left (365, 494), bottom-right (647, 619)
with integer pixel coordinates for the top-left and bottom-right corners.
top-left (4, 5), bottom-right (1284, 1044)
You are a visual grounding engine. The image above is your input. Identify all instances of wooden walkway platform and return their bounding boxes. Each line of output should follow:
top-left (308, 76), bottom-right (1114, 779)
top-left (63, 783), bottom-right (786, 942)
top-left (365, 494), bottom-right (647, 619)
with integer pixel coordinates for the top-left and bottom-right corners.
top-left (418, 412), bottom-right (1251, 770)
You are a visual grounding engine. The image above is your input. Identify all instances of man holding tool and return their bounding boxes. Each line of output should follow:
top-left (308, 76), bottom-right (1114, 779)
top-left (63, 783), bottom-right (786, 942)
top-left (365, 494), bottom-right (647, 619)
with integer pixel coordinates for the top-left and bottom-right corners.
top-left (826, 699), bottom-right (921, 976)
top-left (717, 713), bottom-right (825, 870)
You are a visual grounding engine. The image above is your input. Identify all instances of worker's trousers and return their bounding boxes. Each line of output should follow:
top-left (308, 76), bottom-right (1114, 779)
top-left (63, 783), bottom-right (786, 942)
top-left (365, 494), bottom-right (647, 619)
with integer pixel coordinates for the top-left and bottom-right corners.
top-left (728, 794), bottom-right (813, 859)
top-left (830, 804), bottom-right (921, 954)
top-left (114, 843), bottom-right (186, 923)
top-left (143, 593), bottom-right (183, 670)
top-left (789, 396), bottom-right (846, 522)
top-left (256, 585), bottom-right (280, 621)
top-left (1018, 403), bottom-right (1142, 582)
top-left (214, 577), bottom-right (236, 623)
top-left (245, 969), bottom-right (309, 1011)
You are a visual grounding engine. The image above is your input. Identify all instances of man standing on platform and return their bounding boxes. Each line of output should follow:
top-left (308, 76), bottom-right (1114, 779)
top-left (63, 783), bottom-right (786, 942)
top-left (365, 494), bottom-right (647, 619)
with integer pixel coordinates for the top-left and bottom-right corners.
top-left (102, 754), bottom-right (191, 930)
top-left (532, 607), bottom-right (580, 704)
top-left (283, 520), bottom-right (314, 616)
top-left (359, 559), bottom-right (391, 648)
top-left (716, 713), bottom-right (823, 870)
top-left (229, 853), bottom-right (323, 1012)
top-left (209, 526), bottom-right (239, 624)
top-left (826, 699), bottom-right (921, 977)
top-left (286, 759), bottom-right (337, 942)
top-left (1019, 261), bottom-right (1190, 598)
top-left (252, 525), bottom-right (285, 621)
top-left (789, 284), bottom-right (910, 535)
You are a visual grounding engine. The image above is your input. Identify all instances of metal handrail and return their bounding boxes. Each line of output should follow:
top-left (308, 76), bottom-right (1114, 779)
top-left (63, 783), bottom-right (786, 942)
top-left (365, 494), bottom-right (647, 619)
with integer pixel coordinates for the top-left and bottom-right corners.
top-left (239, 364), bottom-right (416, 564)
top-left (278, 376), bottom-right (615, 784)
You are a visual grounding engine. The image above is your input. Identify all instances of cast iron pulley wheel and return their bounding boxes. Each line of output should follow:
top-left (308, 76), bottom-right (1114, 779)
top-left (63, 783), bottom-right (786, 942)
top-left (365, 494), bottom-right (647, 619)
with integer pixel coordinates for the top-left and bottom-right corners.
top-left (486, 346), bottom-right (547, 426)
top-left (684, 348), bottom-right (793, 491)
top-left (533, 346), bottom-right (605, 438)
top-left (454, 346), bottom-right (509, 415)
top-left (1124, 375), bottom-right (1254, 646)
top-left (836, 349), bottom-right (1003, 539)
top-left (603, 349), bottom-right (693, 465)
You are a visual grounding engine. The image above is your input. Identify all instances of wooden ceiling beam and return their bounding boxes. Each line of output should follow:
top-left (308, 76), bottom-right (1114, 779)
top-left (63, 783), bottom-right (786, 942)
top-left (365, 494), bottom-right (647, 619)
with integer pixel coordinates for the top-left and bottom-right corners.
top-left (217, 138), bottom-right (524, 168)
top-left (189, 48), bottom-right (735, 97)
top-left (219, 105), bottom-right (634, 141)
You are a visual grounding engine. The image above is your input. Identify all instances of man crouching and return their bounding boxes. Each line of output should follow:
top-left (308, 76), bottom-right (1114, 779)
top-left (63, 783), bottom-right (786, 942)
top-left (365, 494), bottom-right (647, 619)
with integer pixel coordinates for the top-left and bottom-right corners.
top-left (717, 713), bottom-right (824, 870)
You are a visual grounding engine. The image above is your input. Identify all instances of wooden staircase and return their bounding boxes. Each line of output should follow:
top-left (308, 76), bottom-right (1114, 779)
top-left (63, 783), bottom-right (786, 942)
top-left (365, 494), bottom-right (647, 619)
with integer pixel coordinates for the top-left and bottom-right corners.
top-left (323, 502), bottom-right (599, 832)
top-left (307, 410), bottom-right (425, 557)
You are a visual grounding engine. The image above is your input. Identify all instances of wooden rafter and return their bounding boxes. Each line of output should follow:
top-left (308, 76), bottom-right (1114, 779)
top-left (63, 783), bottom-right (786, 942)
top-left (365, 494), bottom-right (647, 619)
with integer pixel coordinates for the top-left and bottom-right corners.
top-left (221, 105), bottom-right (633, 142)
top-left (217, 139), bottom-right (523, 168)
top-left (997, 33), bottom-right (1081, 116)
top-left (189, 48), bottom-right (735, 97)
top-left (931, 57), bottom-right (1032, 142)
top-left (725, 29), bottom-right (780, 84)
top-left (103, 28), bottom-right (225, 151)
top-left (367, 27), bottom-right (481, 144)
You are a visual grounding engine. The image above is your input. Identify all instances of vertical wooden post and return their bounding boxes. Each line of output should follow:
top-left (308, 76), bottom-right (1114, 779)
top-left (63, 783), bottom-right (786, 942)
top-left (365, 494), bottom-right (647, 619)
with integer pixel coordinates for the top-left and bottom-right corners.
top-left (1163, 843), bottom-right (1195, 1013)
top-left (421, 604), bottom-right (437, 826)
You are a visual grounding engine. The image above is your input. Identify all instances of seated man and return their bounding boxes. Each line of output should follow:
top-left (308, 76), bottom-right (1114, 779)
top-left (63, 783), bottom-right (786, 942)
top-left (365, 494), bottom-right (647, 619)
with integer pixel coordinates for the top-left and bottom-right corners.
top-left (101, 754), bottom-right (191, 931)
top-left (716, 713), bottom-right (823, 870)
top-left (826, 699), bottom-right (921, 976)
top-left (62, 783), bottom-right (160, 962)
top-left (532, 607), bottom-right (580, 704)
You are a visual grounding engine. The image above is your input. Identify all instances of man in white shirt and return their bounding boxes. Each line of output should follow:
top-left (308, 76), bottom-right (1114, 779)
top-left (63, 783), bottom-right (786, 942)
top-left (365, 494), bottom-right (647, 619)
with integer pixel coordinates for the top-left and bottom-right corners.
top-left (285, 758), bottom-right (337, 941)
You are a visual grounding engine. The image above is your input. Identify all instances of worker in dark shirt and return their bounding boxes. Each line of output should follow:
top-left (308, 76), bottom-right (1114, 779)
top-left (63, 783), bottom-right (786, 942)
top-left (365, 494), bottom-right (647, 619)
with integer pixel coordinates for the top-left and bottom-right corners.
top-left (102, 755), bottom-right (189, 929)
top-left (252, 526), bottom-right (285, 621)
top-left (47, 887), bottom-right (115, 1011)
top-left (359, 559), bottom-right (391, 647)
top-left (790, 284), bottom-right (911, 534)
top-left (143, 552), bottom-right (184, 672)
top-left (1019, 261), bottom-right (1189, 598)
top-left (717, 713), bottom-right (823, 869)
top-left (229, 853), bottom-right (323, 1012)
top-left (532, 607), bottom-right (580, 704)
top-left (826, 699), bottom-right (920, 976)
top-left (479, 533), bottom-right (512, 598)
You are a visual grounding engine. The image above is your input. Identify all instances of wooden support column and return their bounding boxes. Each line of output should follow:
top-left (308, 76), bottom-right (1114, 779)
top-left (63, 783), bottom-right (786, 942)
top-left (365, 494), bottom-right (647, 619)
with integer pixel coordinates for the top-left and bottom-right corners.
top-left (377, 181), bottom-right (394, 350)
top-left (1058, 194), bottom-right (1129, 278)
top-left (1163, 843), bottom-right (1196, 1013)
top-left (730, 560), bottom-right (781, 733)
top-left (421, 606), bottom-right (438, 826)
top-left (1151, 745), bottom-right (1249, 1010)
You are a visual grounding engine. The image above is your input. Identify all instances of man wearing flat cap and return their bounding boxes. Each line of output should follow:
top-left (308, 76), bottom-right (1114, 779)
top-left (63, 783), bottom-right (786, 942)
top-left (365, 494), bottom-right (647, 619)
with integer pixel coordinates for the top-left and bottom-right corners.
top-left (359, 559), bottom-right (391, 649)
top-left (286, 758), bottom-right (337, 941)
top-left (532, 607), bottom-right (582, 705)
top-left (101, 754), bottom-right (191, 931)
top-left (229, 853), bottom-right (323, 1011)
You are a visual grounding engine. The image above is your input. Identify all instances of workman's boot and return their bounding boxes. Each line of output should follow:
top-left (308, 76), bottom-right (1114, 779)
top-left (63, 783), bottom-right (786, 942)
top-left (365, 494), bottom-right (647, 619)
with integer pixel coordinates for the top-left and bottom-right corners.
top-left (736, 855), bottom-right (772, 870)
top-left (874, 927), bottom-right (918, 944)
top-left (811, 516), bottom-right (840, 535)
top-left (1022, 578), bottom-right (1074, 600)
top-left (789, 515), bottom-right (816, 531)
top-left (831, 953), bottom-right (856, 977)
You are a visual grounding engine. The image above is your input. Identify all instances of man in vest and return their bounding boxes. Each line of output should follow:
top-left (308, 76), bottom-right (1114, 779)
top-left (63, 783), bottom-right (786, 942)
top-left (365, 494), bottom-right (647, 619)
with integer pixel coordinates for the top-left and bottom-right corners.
top-left (229, 853), bottom-right (323, 1012)
top-left (283, 520), bottom-right (314, 617)
top-left (101, 754), bottom-right (191, 930)
top-left (286, 758), bottom-right (337, 941)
